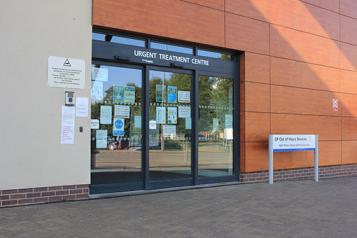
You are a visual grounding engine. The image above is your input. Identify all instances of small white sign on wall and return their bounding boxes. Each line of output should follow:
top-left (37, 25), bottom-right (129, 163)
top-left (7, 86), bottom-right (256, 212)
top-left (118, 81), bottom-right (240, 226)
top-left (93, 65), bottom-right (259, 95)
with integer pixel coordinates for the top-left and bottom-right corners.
top-left (48, 56), bottom-right (85, 89)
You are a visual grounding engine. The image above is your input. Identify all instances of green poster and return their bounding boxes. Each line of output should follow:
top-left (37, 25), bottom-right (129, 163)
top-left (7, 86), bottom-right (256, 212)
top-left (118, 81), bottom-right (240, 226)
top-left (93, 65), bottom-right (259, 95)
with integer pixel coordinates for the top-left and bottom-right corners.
top-left (113, 86), bottom-right (124, 104)
top-left (124, 86), bottom-right (136, 104)
top-left (156, 84), bottom-right (166, 103)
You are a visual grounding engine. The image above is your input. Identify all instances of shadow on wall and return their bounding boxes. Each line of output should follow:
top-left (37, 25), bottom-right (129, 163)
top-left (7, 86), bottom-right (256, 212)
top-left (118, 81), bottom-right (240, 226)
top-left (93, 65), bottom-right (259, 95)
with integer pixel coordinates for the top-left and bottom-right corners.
top-left (237, 0), bottom-right (357, 172)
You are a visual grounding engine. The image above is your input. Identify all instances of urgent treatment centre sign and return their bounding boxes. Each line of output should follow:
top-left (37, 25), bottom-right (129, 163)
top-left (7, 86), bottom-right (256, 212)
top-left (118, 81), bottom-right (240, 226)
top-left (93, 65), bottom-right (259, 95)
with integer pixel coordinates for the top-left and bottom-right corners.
top-left (271, 134), bottom-right (316, 152)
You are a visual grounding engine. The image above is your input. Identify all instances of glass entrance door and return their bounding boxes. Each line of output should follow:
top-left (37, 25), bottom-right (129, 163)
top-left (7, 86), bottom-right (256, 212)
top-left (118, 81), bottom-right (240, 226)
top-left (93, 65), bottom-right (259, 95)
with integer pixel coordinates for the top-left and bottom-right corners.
top-left (90, 63), bottom-right (143, 193)
top-left (148, 68), bottom-right (193, 187)
top-left (198, 75), bottom-right (234, 180)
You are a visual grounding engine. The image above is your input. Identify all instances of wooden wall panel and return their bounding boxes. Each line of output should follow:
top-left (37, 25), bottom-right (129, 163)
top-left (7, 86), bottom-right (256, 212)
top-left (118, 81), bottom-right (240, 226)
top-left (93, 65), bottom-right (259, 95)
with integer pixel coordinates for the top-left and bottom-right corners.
top-left (271, 86), bottom-right (341, 116)
top-left (182, 0), bottom-right (224, 10)
top-left (270, 25), bottom-right (340, 68)
top-left (271, 114), bottom-right (341, 141)
top-left (271, 57), bottom-right (340, 92)
top-left (340, 70), bottom-right (357, 94)
top-left (339, 93), bottom-right (357, 117)
top-left (342, 141), bottom-right (357, 164)
top-left (340, 16), bottom-right (357, 46)
top-left (244, 53), bottom-right (270, 84)
top-left (93, 0), bottom-right (225, 46)
top-left (340, 0), bottom-right (357, 20)
top-left (243, 112), bottom-right (270, 142)
top-left (225, 13), bottom-right (269, 54)
top-left (340, 42), bottom-right (357, 71)
top-left (225, 0), bottom-right (270, 21)
top-left (342, 117), bottom-right (357, 140)
top-left (301, 0), bottom-right (339, 12)
top-left (243, 82), bottom-right (270, 112)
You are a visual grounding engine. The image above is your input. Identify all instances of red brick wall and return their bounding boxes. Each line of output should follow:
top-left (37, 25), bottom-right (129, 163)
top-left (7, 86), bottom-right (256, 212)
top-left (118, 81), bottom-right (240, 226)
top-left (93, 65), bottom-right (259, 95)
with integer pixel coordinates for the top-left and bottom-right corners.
top-left (0, 185), bottom-right (89, 208)
top-left (93, 0), bottom-right (357, 173)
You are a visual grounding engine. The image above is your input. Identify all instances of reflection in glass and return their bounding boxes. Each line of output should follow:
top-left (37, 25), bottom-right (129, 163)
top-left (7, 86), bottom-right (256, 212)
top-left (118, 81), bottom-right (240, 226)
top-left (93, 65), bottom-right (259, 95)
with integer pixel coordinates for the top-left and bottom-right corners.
top-left (90, 65), bottom-right (142, 189)
top-left (149, 70), bottom-right (192, 183)
top-left (92, 32), bottom-right (145, 47)
top-left (198, 76), bottom-right (234, 177)
top-left (150, 42), bottom-right (193, 54)
top-left (197, 49), bottom-right (232, 60)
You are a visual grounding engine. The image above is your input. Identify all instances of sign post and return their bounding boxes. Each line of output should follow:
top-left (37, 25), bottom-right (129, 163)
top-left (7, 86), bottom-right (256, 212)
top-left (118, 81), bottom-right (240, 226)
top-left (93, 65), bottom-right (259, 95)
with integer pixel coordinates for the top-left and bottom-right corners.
top-left (268, 134), bottom-right (318, 184)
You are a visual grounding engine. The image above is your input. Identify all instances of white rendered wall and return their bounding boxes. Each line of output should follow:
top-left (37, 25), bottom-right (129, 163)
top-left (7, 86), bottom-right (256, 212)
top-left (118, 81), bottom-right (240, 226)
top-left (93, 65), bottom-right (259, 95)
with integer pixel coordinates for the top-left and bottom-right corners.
top-left (0, 0), bottom-right (92, 189)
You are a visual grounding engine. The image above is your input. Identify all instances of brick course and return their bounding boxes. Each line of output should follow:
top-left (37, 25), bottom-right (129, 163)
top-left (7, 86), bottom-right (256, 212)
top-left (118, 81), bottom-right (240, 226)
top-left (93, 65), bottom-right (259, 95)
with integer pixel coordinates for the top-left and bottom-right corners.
top-left (240, 164), bottom-right (357, 183)
top-left (0, 184), bottom-right (89, 208)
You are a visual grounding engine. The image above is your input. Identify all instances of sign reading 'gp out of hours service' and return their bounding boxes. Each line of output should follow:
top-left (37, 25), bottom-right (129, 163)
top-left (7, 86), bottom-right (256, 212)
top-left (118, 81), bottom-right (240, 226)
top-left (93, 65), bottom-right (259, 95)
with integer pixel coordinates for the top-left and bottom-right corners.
top-left (271, 134), bottom-right (316, 152)
top-left (48, 56), bottom-right (85, 89)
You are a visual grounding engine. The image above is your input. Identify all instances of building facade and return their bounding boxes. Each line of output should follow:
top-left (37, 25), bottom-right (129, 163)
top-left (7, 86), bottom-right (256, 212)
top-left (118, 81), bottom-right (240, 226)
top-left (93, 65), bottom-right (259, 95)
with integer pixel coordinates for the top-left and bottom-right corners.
top-left (1, 0), bottom-right (357, 207)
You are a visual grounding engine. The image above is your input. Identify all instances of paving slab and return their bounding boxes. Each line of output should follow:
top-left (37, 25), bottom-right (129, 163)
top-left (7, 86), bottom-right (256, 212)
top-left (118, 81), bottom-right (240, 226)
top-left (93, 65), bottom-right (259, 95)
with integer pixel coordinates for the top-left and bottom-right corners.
top-left (0, 177), bottom-right (357, 238)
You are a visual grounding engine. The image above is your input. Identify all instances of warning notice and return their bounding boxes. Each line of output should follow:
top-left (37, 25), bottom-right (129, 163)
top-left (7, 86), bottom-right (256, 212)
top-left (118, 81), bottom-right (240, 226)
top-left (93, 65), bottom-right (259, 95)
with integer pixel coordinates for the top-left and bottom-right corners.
top-left (48, 56), bottom-right (85, 89)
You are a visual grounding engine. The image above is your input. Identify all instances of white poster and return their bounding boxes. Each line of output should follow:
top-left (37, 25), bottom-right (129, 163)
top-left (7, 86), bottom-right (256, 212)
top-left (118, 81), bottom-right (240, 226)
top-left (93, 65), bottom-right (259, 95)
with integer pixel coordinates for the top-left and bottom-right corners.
top-left (100, 106), bottom-right (112, 124)
top-left (225, 114), bottom-right (233, 129)
top-left (91, 119), bottom-right (100, 129)
top-left (167, 107), bottom-right (177, 124)
top-left (91, 81), bottom-right (103, 101)
top-left (149, 120), bottom-right (157, 130)
top-left (96, 130), bottom-right (108, 148)
top-left (48, 56), bottom-right (85, 89)
top-left (76, 97), bottom-right (89, 117)
top-left (163, 125), bottom-right (176, 138)
top-left (156, 106), bottom-right (166, 124)
top-left (114, 105), bottom-right (130, 118)
top-left (134, 116), bottom-right (142, 129)
top-left (91, 67), bottom-right (108, 82)
top-left (60, 106), bottom-right (75, 144)
top-left (178, 91), bottom-right (190, 103)
top-left (270, 134), bottom-right (316, 152)
top-left (178, 106), bottom-right (191, 118)
top-left (185, 118), bottom-right (192, 130)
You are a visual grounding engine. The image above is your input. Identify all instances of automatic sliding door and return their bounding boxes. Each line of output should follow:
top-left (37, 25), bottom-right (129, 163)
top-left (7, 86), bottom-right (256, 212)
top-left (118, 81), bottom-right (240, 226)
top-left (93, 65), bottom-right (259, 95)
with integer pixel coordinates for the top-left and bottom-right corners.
top-left (90, 64), bottom-right (143, 193)
top-left (148, 69), bottom-right (193, 187)
top-left (198, 75), bottom-right (234, 179)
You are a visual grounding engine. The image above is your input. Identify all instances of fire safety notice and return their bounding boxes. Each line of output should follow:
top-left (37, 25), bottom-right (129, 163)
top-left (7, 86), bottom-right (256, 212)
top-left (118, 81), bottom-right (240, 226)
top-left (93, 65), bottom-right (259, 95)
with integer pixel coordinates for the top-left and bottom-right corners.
top-left (48, 56), bottom-right (85, 89)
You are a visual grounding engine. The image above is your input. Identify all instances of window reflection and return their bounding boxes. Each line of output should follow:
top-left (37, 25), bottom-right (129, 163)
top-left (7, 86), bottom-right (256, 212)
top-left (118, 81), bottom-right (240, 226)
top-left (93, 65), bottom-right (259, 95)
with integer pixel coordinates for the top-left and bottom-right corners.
top-left (198, 76), bottom-right (234, 177)
top-left (197, 49), bottom-right (232, 60)
top-left (150, 41), bottom-right (193, 54)
top-left (92, 32), bottom-right (145, 47)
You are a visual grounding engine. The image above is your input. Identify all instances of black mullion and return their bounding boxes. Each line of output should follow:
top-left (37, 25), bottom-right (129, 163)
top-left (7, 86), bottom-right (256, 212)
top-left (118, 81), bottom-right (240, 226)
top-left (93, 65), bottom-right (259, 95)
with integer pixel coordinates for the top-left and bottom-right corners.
top-left (142, 66), bottom-right (150, 189)
top-left (192, 70), bottom-right (199, 185)
top-left (233, 62), bottom-right (241, 181)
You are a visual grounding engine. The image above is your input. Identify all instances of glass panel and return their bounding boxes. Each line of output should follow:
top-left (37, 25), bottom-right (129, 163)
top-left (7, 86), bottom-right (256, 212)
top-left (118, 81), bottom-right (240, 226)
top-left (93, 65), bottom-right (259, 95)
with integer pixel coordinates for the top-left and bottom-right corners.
top-left (92, 32), bottom-right (145, 47)
top-left (150, 41), bottom-right (193, 54)
top-left (90, 64), bottom-right (143, 189)
top-left (149, 70), bottom-right (192, 182)
top-left (198, 76), bottom-right (234, 177)
top-left (197, 49), bottom-right (232, 60)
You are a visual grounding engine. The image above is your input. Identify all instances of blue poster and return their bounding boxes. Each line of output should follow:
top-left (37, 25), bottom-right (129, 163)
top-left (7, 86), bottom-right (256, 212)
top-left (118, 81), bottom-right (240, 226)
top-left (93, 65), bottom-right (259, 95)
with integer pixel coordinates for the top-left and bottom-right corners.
top-left (113, 118), bottom-right (125, 136)
top-left (167, 86), bottom-right (177, 103)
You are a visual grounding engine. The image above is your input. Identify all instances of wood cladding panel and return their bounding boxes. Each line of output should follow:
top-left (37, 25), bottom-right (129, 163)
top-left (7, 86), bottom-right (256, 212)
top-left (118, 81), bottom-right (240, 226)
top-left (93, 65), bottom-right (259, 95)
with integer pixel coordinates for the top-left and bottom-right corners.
top-left (342, 117), bottom-right (357, 140)
top-left (225, 13), bottom-right (269, 54)
top-left (301, 0), bottom-right (339, 12)
top-left (243, 112), bottom-right (270, 142)
top-left (243, 82), bottom-right (270, 113)
top-left (339, 93), bottom-right (357, 117)
top-left (271, 57), bottom-right (340, 92)
top-left (340, 0), bottom-right (357, 20)
top-left (271, 85), bottom-right (341, 116)
top-left (340, 70), bottom-right (357, 94)
top-left (270, 25), bottom-right (340, 68)
top-left (342, 141), bottom-right (357, 164)
top-left (244, 53), bottom-right (270, 84)
top-left (182, 0), bottom-right (224, 10)
top-left (340, 16), bottom-right (357, 46)
top-left (271, 114), bottom-right (341, 141)
top-left (93, 0), bottom-right (225, 46)
top-left (227, 0), bottom-right (339, 40)
top-left (340, 43), bottom-right (357, 71)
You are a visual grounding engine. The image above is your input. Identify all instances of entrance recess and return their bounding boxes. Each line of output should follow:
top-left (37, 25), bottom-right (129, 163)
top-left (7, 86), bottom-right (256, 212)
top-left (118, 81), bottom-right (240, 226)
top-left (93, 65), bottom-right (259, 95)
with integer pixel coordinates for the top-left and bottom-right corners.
top-left (91, 30), bottom-right (240, 194)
